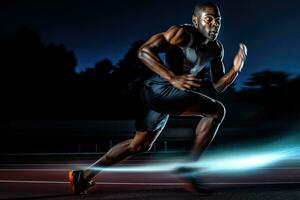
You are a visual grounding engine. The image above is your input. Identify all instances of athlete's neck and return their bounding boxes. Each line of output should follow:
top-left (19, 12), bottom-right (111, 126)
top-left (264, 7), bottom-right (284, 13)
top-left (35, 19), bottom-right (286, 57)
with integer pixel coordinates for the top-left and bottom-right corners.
top-left (199, 33), bottom-right (209, 45)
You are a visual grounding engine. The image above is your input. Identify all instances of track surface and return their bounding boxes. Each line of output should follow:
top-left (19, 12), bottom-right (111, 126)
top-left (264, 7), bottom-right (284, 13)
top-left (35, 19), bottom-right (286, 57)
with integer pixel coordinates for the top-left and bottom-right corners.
top-left (1, 155), bottom-right (300, 200)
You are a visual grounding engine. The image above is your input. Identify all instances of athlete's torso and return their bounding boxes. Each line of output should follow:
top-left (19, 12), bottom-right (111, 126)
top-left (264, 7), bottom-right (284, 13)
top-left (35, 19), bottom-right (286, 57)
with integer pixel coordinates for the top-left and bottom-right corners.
top-left (145, 24), bottom-right (222, 86)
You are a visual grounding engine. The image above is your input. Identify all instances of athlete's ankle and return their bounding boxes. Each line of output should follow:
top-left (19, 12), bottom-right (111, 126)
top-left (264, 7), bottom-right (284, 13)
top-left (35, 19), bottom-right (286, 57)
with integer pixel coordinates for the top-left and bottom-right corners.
top-left (82, 170), bottom-right (94, 182)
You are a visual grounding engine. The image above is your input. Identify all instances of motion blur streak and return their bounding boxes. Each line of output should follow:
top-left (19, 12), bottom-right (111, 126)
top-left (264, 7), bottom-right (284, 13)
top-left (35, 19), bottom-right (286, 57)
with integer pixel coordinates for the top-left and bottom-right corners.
top-left (91, 146), bottom-right (300, 175)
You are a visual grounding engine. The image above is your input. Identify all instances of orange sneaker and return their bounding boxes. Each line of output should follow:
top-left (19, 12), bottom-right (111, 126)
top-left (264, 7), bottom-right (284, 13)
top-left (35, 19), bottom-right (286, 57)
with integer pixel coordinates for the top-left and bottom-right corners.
top-left (68, 170), bottom-right (95, 195)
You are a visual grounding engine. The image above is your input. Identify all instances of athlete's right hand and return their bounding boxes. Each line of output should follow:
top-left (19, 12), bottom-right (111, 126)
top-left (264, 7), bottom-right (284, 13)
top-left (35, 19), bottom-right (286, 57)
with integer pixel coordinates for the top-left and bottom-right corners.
top-left (169, 74), bottom-right (202, 91)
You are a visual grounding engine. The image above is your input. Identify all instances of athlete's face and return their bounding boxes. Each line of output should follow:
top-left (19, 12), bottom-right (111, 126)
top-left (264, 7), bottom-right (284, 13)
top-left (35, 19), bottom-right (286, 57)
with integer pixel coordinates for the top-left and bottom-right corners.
top-left (193, 6), bottom-right (221, 41)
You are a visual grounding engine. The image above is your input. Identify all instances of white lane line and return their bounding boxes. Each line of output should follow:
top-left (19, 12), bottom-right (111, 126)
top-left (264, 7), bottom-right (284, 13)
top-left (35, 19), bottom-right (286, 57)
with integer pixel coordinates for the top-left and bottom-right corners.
top-left (0, 180), bottom-right (181, 185)
top-left (0, 180), bottom-right (69, 184)
top-left (0, 164), bottom-right (91, 166)
top-left (0, 161), bottom-right (178, 165)
top-left (0, 169), bottom-right (170, 172)
top-left (1, 180), bottom-right (300, 186)
top-left (2, 167), bottom-right (300, 172)
top-left (0, 169), bottom-right (68, 171)
top-left (0, 163), bottom-right (174, 167)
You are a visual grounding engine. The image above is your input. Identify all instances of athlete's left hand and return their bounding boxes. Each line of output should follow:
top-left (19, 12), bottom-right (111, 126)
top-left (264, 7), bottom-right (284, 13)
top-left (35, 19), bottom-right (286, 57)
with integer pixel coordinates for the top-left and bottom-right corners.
top-left (233, 43), bottom-right (247, 72)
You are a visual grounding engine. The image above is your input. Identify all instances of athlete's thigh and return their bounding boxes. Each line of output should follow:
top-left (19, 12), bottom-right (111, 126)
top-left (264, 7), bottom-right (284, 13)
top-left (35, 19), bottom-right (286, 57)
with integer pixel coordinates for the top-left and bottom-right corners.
top-left (178, 90), bottom-right (221, 117)
top-left (143, 84), bottom-right (219, 117)
top-left (135, 103), bottom-right (169, 146)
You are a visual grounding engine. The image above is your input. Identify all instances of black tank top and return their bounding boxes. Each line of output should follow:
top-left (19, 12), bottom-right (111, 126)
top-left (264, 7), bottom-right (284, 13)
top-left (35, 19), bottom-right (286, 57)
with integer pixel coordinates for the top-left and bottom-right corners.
top-left (144, 24), bottom-right (221, 86)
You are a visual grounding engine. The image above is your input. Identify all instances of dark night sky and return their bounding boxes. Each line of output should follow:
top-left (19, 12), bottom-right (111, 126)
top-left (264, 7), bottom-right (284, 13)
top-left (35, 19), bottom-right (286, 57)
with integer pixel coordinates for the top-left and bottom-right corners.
top-left (1, 0), bottom-right (300, 89)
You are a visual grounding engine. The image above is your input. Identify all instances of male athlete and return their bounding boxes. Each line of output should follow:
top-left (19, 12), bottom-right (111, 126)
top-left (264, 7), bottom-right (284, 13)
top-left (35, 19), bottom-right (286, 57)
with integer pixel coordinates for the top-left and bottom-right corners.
top-left (69, 1), bottom-right (247, 194)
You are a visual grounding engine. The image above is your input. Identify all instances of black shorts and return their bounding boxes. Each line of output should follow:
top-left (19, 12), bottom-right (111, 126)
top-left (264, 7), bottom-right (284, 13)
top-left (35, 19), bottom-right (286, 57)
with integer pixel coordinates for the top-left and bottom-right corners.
top-left (135, 82), bottom-right (216, 132)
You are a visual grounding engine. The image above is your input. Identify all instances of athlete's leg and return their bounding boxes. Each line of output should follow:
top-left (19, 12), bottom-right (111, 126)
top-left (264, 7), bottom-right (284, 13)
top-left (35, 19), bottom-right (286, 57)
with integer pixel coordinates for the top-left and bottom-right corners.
top-left (180, 94), bottom-right (226, 161)
top-left (172, 93), bottom-right (225, 193)
top-left (82, 116), bottom-right (168, 181)
top-left (143, 84), bottom-right (225, 161)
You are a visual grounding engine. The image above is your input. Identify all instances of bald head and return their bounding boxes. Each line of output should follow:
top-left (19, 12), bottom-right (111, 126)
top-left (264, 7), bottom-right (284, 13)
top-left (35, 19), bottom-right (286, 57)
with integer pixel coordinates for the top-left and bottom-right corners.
top-left (193, 1), bottom-right (220, 17)
top-left (192, 1), bottom-right (222, 41)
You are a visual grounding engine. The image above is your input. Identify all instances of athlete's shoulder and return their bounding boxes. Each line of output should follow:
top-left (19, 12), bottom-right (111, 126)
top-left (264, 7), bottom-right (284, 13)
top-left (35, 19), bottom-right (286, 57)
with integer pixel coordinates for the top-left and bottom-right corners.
top-left (178, 24), bottom-right (197, 31)
top-left (166, 24), bottom-right (195, 31)
top-left (164, 25), bottom-right (192, 47)
top-left (176, 24), bottom-right (198, 39)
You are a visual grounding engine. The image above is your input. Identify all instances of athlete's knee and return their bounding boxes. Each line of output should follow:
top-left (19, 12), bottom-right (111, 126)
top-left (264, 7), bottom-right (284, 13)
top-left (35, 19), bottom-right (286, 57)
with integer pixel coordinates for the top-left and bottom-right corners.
top-left (141, 142), bottom-right (153, 152)
top-left (213, 101), bottom-right (226, 123)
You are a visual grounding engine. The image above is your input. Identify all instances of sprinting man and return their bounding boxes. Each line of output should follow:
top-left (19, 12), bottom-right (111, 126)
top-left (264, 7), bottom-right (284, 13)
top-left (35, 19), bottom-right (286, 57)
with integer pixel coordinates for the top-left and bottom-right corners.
top-left (69, 1), bottom-right (247, 194)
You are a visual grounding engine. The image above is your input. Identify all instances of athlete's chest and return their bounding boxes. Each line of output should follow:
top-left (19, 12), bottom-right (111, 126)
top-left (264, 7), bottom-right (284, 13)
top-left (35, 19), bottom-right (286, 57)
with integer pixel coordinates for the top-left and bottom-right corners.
top-left (181, 46), bottom-right (213, 75)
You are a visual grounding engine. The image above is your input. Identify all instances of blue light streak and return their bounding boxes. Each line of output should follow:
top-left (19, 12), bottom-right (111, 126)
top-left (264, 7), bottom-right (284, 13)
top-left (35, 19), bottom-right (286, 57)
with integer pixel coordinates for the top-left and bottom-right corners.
top-left (91, 147), bottom-right (300, 175)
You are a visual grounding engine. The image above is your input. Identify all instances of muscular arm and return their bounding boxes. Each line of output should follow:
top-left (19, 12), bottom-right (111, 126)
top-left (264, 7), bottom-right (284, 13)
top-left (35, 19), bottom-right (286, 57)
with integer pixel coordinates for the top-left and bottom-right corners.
top-left (138, 26), bottom-right (201, 90)
top-left (211, 43), bottom-right (247, 93)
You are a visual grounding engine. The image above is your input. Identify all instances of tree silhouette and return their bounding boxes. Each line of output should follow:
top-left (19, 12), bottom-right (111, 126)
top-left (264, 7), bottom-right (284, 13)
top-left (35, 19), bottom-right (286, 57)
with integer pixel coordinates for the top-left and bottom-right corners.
top-left (239, 70), bottom-right (299, 118)
top-left (244, 70), bottom-right (289, 90)
top-left (1, 27), bottom-right (79, 118)
top-left (44, 43), bottom-right (77, 81)
top-left (113, 40), bottom-right (153, 95)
